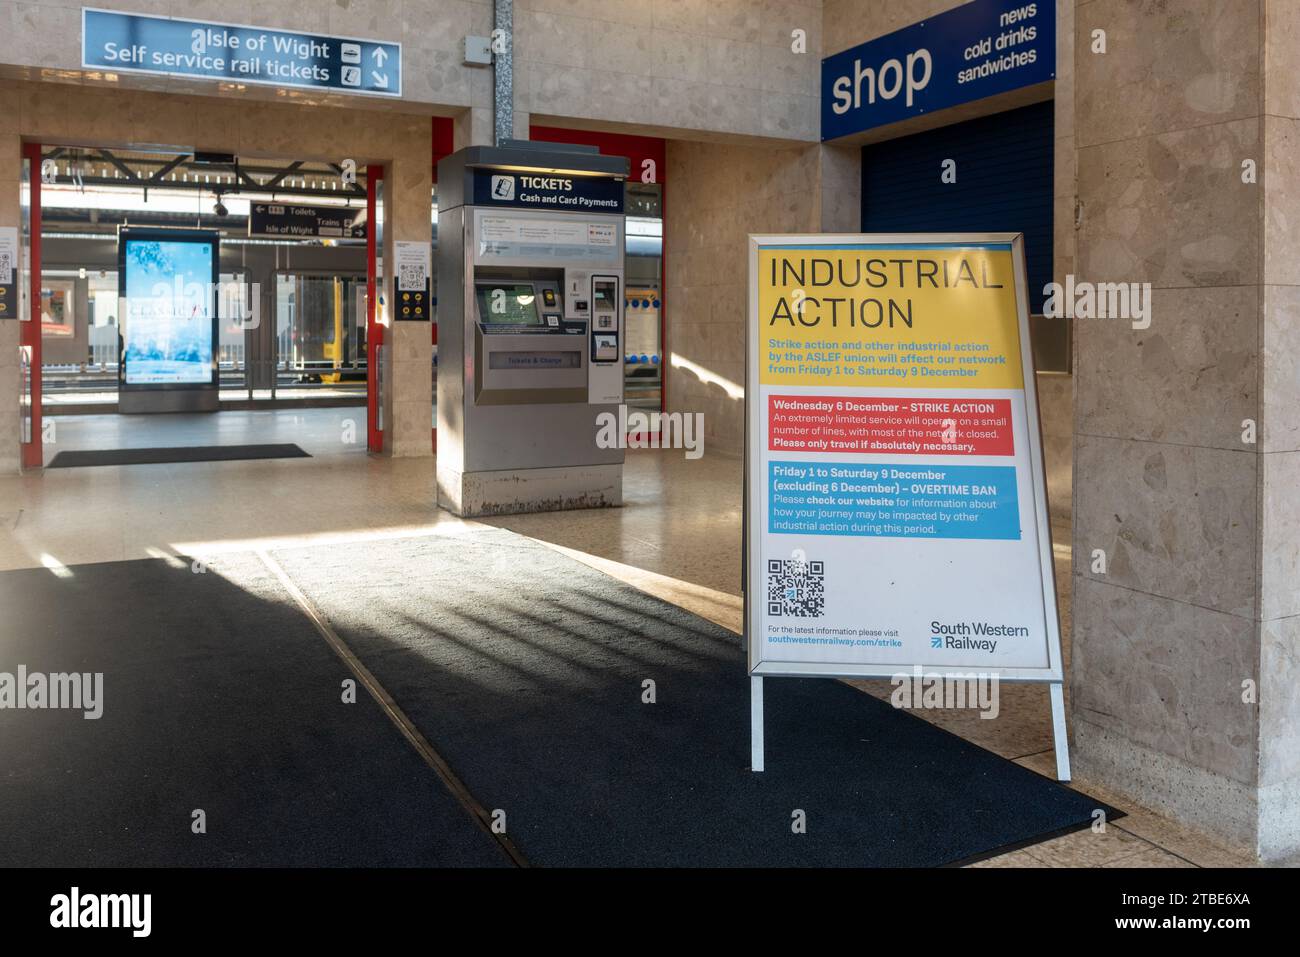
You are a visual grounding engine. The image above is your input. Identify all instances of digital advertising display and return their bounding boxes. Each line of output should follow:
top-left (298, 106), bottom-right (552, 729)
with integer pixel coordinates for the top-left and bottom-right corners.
top-left (119, 229), bottom-right (219, 389)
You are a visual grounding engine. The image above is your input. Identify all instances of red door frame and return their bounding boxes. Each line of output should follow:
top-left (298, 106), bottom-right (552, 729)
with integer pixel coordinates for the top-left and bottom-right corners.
top-left (366, 165), bottom-right (384, 454)
top-left (528, 126), bottom-right (668, 422)
top-left (431, 117), bottom-right (454, 453)
top-left (21, 152), bottom-right (389, 461)
top-left (20, 142), bottom-right (42, 469)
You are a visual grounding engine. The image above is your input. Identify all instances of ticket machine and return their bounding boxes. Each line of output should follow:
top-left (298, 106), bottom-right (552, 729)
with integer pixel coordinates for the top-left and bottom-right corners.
top-left (436, 141), bottom-right (628, 516)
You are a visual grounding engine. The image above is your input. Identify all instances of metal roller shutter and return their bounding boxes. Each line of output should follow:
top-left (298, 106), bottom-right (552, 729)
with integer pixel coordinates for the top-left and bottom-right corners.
top-left (860, 99), bottom-right (1054, 316)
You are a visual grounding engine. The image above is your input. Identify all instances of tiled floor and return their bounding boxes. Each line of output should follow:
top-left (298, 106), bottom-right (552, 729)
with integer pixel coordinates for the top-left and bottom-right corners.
top-left (0, 409), bottom-right (1257, 867)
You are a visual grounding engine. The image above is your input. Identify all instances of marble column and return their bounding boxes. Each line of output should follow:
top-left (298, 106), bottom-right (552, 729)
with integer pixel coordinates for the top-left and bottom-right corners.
top-left (0, 105), bottom-right (22, 473)
top-left (1071, 0), bottom-right (1300, 861)
top-left (380, 117), bottom-right (435, 458)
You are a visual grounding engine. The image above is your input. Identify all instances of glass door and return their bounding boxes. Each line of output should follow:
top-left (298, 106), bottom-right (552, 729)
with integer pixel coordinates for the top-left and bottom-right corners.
top-left (217, 268), bottom-right (252, 394)
top-left (274, 271), bottom-right (368, 400)
top-left (624, 182), bottom-right (662, 410)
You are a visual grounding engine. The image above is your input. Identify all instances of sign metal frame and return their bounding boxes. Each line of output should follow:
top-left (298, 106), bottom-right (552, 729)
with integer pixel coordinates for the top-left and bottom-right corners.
top-left (744, 232), bottom-right (1069, 780)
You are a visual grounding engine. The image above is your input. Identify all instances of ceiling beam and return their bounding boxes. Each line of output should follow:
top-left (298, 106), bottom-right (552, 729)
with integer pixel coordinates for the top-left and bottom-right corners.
top-left (96, 149), bottom-right (141, 184)
top-left (148, 153), bottom-right (190, 183)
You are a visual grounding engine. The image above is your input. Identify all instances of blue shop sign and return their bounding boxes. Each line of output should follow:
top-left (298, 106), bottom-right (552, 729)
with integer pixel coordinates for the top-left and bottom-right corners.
top-left (821, 0), bottom-right (1054, 140)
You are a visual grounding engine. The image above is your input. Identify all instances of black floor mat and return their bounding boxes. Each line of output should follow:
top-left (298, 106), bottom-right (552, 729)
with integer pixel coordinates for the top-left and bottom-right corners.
top-left (0, 555), bottom-right (506, 867)
top-left (46, 444), bottom-right (310, 468)
top-left (1, 530), bottom-right (1114, 867)
top-left (268, 528), bottom-right (1117, 867)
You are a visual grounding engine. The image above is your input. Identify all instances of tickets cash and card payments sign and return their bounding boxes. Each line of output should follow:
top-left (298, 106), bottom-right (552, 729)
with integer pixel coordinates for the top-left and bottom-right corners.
top-left (745, 233), bottom-right (1067, 774)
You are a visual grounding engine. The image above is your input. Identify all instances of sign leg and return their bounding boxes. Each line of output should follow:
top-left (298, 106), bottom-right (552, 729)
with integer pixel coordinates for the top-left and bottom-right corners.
top-left (750, 675), bottom-right (764, 773)
top-left (1049, 681), bottom-right (1071, 781)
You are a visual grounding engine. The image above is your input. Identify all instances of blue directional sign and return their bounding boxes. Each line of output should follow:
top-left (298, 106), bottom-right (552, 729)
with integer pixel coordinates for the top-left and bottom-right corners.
top-left (82, 8), bottom-right (401, 97)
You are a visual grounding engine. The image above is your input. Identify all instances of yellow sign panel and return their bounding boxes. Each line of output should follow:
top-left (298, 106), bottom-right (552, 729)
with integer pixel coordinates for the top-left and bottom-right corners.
top-left (757, 245), bottom-right (1024, 390)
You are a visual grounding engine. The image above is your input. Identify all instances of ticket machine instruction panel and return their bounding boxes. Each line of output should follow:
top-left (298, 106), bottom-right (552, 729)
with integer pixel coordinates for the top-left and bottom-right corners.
top-left (468, 205), bottom-right (624, 407)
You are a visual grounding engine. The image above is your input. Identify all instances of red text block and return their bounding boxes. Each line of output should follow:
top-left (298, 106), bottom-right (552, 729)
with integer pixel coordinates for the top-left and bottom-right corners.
top-left (768, 395), bottom-right (1014, 456)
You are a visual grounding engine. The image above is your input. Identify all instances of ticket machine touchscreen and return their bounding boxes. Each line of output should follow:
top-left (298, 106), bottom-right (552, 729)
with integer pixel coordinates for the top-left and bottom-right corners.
top-left (475, 280), bottom-right (568, 331)
top-left (475, 283), bottom-right (542, 327)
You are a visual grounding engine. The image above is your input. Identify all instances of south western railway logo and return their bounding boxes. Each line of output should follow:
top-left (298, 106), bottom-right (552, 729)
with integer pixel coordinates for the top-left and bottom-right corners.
top-left (930, 619), bottom-right (1029, 653)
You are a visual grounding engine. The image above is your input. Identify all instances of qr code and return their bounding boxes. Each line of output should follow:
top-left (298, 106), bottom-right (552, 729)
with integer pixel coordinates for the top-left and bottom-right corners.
top-left (0, 251), bottom-right (11, 284)
top-left (767, 559), bottom-right (825, 617)
top-left (399, 264), bottom-right (424, 291)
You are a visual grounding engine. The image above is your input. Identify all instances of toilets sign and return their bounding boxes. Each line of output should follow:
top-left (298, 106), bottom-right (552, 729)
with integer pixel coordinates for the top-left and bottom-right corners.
top-left (81, 8), bottom-right (402, 97)
top-left (821, 0), bottom-right (1054, 140)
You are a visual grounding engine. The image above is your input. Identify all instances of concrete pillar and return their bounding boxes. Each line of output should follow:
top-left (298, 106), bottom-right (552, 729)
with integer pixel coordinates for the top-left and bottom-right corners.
top-left (1040, 1), bottom-right (1077, 521)
top-left (813, 143), bottom-right (861, 234)
top-left (0, 105), bottom-right (22, 474)
top-left (492, 0), bottom-right (515, 146)
top-left (380, 119), bottom-right (435, 458)
top-left (1071, 0), bottom-right (1300, 862)
top-left (454, 107), bottom-right (493, 150)
top-left (0, 310), bottom-right (17, 474)
top-left (663, 139), bottom-right (860, 456)
top-left (453, 105), bottom-right (528, 150)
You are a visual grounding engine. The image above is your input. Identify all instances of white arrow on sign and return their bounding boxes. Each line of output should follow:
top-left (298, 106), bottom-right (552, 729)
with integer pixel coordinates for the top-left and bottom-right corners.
top-left (371, 71), bottom-right (389, 89)
top-left (371, 47), bottom-right (388, 67)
